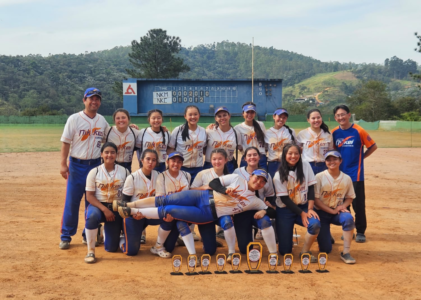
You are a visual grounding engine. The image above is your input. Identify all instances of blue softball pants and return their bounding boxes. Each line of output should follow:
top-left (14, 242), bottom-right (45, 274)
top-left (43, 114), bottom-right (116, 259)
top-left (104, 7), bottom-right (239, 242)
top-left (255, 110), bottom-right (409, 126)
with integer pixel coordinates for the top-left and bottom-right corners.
top-left (276, 203), bottom-right (321, 255)
top-left (233, 210), bottom-right (273, 254)
top-left (309, 161), bottom-right (327, 175)
top-left (240, 154), bottom-right (267, 171)
top-left (267, 161), bottom-right (280, 179)
top-left (316, 209), bottom-right (355, 254)
top-left (85, 204), bottom-right (122, 252)
top-left (61, 157), bottom-right (100, 242)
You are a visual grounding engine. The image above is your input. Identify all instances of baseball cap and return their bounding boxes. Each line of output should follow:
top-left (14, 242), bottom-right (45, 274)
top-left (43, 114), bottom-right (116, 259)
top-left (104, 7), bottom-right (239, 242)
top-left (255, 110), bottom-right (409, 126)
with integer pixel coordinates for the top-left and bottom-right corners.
top-left (274, 108), bottom-right (288, 116)
top-left (84, 87), bottom-right (102, 99)
top-left (215, 106), bottom-right (230, 116)
top-left (167, 151), bottom-right (184, 161)
top-left (243, 105), bottom-right (256, 113)
top-left (252, 169), bottom-right (268, 182)
top-left (324, 150), bottom-right (342, 160)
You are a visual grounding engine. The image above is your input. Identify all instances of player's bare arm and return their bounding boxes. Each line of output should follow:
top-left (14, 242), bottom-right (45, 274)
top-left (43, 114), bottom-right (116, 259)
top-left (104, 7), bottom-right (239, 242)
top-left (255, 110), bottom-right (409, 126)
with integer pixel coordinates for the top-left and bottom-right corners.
top-left (364, 144), bottom-right (377, 159)
top-left (86, 191), bottom-right (115, 222)
top-left (60, 142), bottom-right (71, 179)
top-left (335, 197), bottom-right (353, 214)
top-left (306, 200), bottom-right (320, 220)
top-left (314, 198), bottom-right (337, 215)
top-left (254, 209), bottom-right (267, 219)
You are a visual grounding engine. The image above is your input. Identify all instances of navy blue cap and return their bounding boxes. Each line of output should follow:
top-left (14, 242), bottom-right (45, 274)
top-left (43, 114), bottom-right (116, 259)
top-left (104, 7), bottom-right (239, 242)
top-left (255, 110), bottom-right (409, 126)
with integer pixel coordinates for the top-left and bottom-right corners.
top-left (167, 151), bottom-right (184, 161)
top-left (84, 87), bottom-right (102, 99)
top-left (274, 108), bottom-right (288, 116)
top-left (252, 169), bottom-right (268, 181)
top-left (324, 150), bottom-right (342, 159)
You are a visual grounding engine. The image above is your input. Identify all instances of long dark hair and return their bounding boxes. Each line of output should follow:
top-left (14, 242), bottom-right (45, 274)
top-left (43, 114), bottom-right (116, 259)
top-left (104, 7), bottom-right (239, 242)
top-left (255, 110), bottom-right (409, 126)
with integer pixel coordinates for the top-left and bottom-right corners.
top-left (147, 109), bottom-right (166, 145)
top-left (274, 107), bottom-right (295, 142)
top-left (242, 102), bottom-right (265, 145)
top-left (278, 144), bottom-right (304, 184)
top-left (210, 148), bottom-right (229, 175)
top-left (182, 105), bottom-right (200, 142)
top-left (307, 108), bottom-right (330, 134)
top-left (100, 142), bottom-right (118, 164)
top-left (139, 149), bottom-right (159, 168)
top-left (112, 108), bottom-right (131, 122)
top-left (242, 146), bottom-right (261, 165)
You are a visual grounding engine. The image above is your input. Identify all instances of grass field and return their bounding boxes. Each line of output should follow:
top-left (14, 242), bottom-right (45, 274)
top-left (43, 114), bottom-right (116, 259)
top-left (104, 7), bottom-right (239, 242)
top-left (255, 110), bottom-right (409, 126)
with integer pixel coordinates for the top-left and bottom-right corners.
top-left (1, 123), bottom-right (420, 153)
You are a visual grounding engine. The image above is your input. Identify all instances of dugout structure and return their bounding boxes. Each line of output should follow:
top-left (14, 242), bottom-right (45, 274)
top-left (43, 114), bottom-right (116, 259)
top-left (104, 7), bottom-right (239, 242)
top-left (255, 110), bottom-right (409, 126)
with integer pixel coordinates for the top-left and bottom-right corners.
top-left (122, 78), bottom-right (282, 121)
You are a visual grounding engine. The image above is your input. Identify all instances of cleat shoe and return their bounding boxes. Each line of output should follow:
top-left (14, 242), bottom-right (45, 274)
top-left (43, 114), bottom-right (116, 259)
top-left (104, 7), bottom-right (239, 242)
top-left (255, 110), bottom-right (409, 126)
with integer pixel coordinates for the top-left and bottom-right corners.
top-left (226, 253), bottom-right (234, 264)
top-left (300, 251), bottom-right (317, 264)
top-left (341, 252), bottom-right (356, 264)
top-left (59, 241), bottom-right (70, 250)
top-left (150, 245), bottom-right (171, 258)
top-left (355, 233), bottom-right (366, 243)
top-left (84, 253), bottom-right (96, 264)
top-left (118, 206), bottom-right (131, 218)
top-left (141, 235), bottom-right (146, 244)
top-left (113, 200), bottom-right (127, 212)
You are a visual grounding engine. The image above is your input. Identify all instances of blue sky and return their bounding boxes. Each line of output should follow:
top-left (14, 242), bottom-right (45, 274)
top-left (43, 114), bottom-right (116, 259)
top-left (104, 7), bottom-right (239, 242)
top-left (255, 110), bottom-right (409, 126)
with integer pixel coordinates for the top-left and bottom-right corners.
top-left (0, 0), bottom-right (420, 65)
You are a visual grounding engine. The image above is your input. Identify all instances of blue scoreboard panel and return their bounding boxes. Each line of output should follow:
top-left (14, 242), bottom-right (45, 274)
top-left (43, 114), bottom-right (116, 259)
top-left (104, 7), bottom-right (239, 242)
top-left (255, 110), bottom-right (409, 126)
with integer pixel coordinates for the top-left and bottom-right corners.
top-left (123, 78), bottom-right (282, 120)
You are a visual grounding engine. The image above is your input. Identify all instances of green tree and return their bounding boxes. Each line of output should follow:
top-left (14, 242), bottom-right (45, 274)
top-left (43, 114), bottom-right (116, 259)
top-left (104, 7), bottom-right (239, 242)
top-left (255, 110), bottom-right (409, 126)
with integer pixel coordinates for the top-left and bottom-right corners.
top-left (347, 80), bottom-right (393, 121)
top-left (410, 32), bottom-right (421, 87)
top-left (126, 29), bottom-right (190, 79)
top-left (399, 111), bottom-right (420, 121)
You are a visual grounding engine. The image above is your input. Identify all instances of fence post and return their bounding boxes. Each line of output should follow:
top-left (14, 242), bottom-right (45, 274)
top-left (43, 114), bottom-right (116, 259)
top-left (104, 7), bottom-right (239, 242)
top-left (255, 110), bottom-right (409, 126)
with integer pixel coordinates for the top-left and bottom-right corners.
top-left (411, 121), bottom-right (412, 148)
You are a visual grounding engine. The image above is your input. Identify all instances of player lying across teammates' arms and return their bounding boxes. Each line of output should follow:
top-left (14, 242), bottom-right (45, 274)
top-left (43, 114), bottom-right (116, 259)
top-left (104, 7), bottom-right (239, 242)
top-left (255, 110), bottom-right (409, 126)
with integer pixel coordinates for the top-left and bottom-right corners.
top-left (273, 143), bottom-right (321, 262)
top-left (84, 142), bottom-right (130, 263)
top-left (265, 108), bottom-right (296, 178)
top-left (113, 168), bottom-right (280, 262)
top-left (314, 150), bottom-right (357, 264)
top-left (232, 147), bottom-right (278, 260)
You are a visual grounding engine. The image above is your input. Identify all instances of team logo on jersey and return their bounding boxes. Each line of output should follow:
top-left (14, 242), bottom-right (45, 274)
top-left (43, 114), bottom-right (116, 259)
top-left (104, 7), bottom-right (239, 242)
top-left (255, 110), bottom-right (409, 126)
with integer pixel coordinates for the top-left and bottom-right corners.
top-left (288, 183), bottom-right (306, 200)
top-left (270, 138), bottom-right (288, 150)
top-left (321, 188), bottom-right (343, 199)
top-left (146, 141), bottom-right (166, 150)
top-left (212, 140), bottom-right (233, 148)
top-left (167, 185), bottom-right (188, 195)
top-left (244, 133), bottom-right (256, 145)
top-left (185, 141), bottom-right (203, 152)
top-left (118, 142), bottom-right (130, 150)
top-left (336, 136), bottom-right (354, 147)
top-left (80, 127), bottom-right (103, 141)
top-left (98, 180), bottom-right (122, 191)
top-left (136, 190), bottom-right (155, 199)
top-left (307, 138), bottom-right (325, 148)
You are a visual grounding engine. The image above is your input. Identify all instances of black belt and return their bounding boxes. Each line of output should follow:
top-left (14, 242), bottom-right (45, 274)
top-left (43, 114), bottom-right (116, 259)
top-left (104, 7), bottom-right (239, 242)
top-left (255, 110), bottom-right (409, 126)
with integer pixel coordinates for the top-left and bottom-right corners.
top-left (208, 197), bottom-right (218, 221)
top-left (70, 157), bottom-right (101, 166)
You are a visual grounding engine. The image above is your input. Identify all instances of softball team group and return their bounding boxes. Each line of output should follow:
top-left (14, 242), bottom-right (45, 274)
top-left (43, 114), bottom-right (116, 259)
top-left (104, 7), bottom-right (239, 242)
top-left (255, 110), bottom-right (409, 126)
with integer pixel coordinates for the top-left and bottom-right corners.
top-left (59, 87), bottom-right (377, 266)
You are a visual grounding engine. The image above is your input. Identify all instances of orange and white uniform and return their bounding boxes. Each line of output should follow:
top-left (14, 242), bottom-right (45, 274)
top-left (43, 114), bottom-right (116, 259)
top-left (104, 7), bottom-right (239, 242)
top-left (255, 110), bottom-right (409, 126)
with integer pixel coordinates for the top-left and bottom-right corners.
top-left (296, 128), bottom-right (333, 163)
top-left (314, 170), bottom-right (355, 209)
top-left (156, 170), bottom-right (191, 196)
top-left (234, 121), bottom-right (266, 155)
top-left (136, 128), bottom-right (171, 162)
top-left (204, 127), bottom-right (240, 162)
top-left (123, 169), bottom-right (159, 201)
top-left (104, 127), bottom-right (140, 163)
top-left (265, 126), bottom-right (297, 161)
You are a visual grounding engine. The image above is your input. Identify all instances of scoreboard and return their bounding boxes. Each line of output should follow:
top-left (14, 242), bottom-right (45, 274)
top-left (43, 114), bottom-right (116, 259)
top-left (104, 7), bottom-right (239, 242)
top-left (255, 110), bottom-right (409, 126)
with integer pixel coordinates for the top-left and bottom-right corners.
top-left (123, 78), bottom-right (282, 120)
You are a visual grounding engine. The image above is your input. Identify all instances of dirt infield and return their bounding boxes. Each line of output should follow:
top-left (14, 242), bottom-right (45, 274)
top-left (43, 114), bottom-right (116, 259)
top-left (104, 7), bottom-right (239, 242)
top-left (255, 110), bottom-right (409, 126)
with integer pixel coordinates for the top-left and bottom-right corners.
top-left (1, 149), bottom-right (420, 299)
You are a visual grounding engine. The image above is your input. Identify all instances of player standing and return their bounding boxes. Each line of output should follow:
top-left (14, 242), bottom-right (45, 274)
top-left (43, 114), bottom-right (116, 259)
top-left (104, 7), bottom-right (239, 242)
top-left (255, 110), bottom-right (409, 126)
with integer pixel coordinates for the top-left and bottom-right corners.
top-left (332, 105), bottom-right (377, 243)
top-left (59, 88), bottom-right (109, 250)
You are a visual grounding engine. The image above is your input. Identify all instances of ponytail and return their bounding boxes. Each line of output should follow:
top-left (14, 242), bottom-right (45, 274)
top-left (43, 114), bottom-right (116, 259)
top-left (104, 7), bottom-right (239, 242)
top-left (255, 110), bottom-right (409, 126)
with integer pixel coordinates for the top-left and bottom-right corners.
top-left (159, 126), bottom-right (167, 145)
top-left (283, 124), bottom-right (296, 142)
top-left (252, 119), bottom-right (265, 145)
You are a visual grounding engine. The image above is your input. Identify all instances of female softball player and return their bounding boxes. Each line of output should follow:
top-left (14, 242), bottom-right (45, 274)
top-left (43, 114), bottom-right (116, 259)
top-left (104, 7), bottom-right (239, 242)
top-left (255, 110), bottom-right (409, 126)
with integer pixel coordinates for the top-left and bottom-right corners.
top-left (119, 149), bottom-right (178, 256)
top-left (136, 109), bottom-right (171, 173)
top-left (273, 143), bottom-right (321, 261)
top-left (104, 109), bottom-right (140, 172)
top-left (84, 142), bottom-right (130, 263)
top-left (203, 107), bottom-right (242, 174)
top-left (296, 109), bottom-right (334, 175)
top-left (314, 150), bottom-right (356, 264)
top-left (191, 149), bottom-right (238, 261)
top-left (265, 108), bottom-right (297, 178)
top-left (234, 102), bottom-right (267, 170)
top-left (167, 105), bottom-right (207, 183)
top-left (232, 147), bottom-right (278, 259)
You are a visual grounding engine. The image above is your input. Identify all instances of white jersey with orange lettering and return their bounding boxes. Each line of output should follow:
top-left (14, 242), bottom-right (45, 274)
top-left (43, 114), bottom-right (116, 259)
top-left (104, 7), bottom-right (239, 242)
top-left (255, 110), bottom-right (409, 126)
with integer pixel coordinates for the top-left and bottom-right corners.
top-left (273, 161), bottom-right (316, 208)
top-left (233, 167), bottom-right (275, 200)
top-left (191, 168), bottom-right (220, 188)
top-left (168, 125), bottom-right (207, 168)
top-left (155, 170), bottom-right (191, 196)
top-left (85, 164), bottom-right (129, 203)
top-left (296, 128), bottom-right (334, 163)
top-left (204, 127), bottom-right (240, 162)
top-left (122, 169), bottom-right (159, 202)
top-left (136, 128), bottom-right (171, 163)
top-left (61, 111), bottom-right (109, 160)
top-left (314, 170), bottom-right (355, 209)
top-left (104, 126), bottom-right (140, 163)
top-left (265, 126), bottom-right (297, 162)
top-left (213, 174), bottom-right (267, 217)
top-left (234, 121), bottom-right (266, 155)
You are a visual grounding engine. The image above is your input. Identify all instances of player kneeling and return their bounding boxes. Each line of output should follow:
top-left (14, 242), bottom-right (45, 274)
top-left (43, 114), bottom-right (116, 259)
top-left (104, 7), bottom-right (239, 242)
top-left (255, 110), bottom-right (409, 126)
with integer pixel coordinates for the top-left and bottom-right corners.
top-left (84, 142), bottom-right (130, 264)
top-left (314, 150), bottom-right (356, 264)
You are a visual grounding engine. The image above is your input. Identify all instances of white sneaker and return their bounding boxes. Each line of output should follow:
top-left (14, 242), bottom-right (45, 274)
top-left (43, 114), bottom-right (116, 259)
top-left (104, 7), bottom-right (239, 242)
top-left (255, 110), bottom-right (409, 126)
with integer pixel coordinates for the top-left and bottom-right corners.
top-left (150, 244), bottom-right (171, 258)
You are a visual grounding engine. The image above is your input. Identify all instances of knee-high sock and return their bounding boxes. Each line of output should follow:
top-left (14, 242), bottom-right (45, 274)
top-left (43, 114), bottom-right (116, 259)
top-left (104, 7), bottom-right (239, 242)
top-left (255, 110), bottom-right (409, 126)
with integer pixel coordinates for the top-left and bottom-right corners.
top-left (262, 227), bottom-right (277, 254)
top-left (156, 227), bottom-right (171, 246)
top-left (302, 232), bottom-right (317, 253)
top-left (85, 228), bottom-right (98, 253)
top-left (127, 197), bottom-right (156, 208)
top-left (131, 208), bottom-right (159, 219)
top-left (343, 230), bottom-right (353, 254)
top-left (224, 227), bottom-right (236, 254)
top-left (181, 233), bottom-right (196, 255)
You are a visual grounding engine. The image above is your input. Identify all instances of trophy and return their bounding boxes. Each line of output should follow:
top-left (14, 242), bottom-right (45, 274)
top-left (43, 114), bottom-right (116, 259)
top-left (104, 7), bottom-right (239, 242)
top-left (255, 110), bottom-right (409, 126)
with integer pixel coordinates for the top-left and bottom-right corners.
top-left (185, 254), bottom-right (199, 276)
top-left (170, 255), bottom-right (183, 276)
top-left (299, 253), bottom-right (312, 273)
top-left (215, 254), bottom-right (227, 274)
top-left (316, 253), bottom-right (329, 273)
top-left (245, 242), bottom-right (263, 274)
top-left (199, 254), bottom-right (212, 275)
top-left (229, 253), bottom-right (242, 274)
top-left (281, 254), bottom-right (294, 274)
top-left (266, 254), bottom-right (279, 274)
